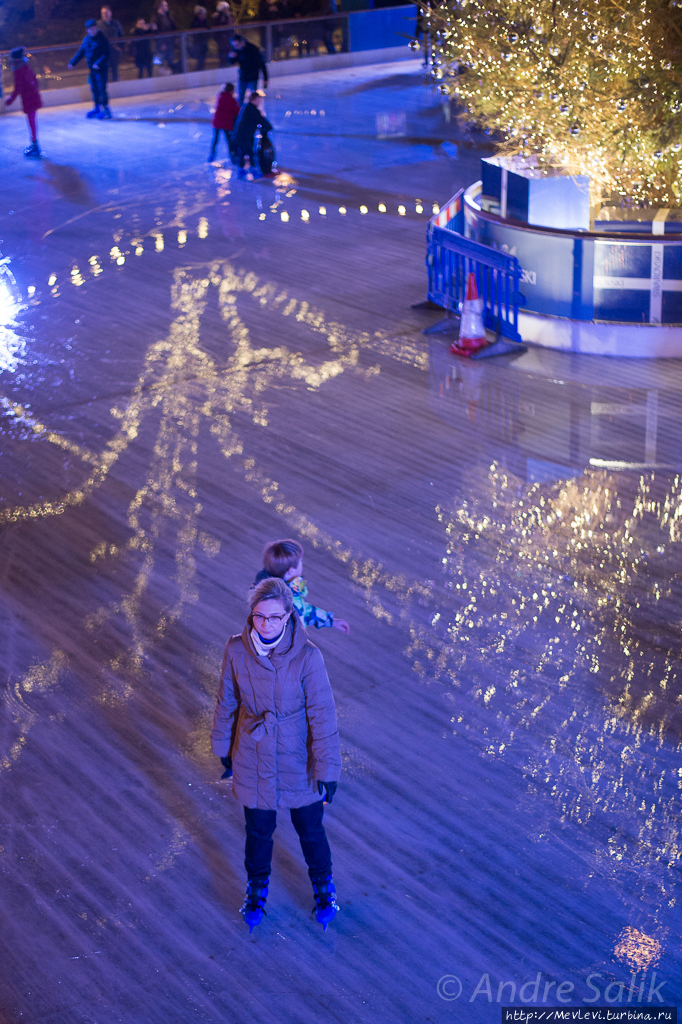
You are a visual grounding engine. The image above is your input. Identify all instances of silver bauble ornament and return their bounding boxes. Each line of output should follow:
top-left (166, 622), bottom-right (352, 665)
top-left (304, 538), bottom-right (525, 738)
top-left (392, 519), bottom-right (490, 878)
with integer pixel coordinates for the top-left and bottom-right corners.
top-left (408, 38), bottom-right (420, 51)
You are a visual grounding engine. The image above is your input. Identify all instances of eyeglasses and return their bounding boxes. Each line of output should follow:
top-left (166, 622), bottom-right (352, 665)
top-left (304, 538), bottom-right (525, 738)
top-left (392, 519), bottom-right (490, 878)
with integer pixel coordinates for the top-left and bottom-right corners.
top-left (252, 612), bottom-right (288, 626)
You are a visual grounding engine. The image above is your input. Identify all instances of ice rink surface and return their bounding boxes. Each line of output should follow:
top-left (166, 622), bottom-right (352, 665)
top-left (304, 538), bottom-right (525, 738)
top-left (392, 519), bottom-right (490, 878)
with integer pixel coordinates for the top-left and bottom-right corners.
top-left (0, 59), bottom-right (681, 1023)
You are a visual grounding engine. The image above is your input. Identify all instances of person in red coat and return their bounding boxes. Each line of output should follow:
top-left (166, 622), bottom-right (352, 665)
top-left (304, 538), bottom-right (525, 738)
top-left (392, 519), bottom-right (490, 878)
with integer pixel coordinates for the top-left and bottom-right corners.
top-left (208, 82), bottom-right (240, 163)
top-left (6, 47), bottom-right (43, 159)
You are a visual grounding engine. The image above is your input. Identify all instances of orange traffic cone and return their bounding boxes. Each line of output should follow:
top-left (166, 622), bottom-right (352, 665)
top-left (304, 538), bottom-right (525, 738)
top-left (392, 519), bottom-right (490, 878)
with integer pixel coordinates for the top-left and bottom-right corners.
top-left (450, 273), bottom-right (488, 357)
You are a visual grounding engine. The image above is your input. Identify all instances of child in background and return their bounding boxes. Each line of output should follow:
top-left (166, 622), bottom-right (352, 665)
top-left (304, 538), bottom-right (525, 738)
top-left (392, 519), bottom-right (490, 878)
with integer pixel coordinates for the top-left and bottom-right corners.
top-left (209, 81), bottom-right (240, 163)
top-left (5, 47), bottom-right (43, 159)
top-left (255, 539), bottom-right (350, 634)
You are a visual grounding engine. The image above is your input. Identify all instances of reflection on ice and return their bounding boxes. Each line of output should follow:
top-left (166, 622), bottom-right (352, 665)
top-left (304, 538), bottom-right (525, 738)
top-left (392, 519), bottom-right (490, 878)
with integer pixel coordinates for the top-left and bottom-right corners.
top-left (402, 465), bottom-right (682, 930)
top-left (0, 260), bottom-right (26, 373)
top-left (6, 250), bottom-right (682, 940)
top-left (0, 266), bottom-right (20, 327)
top-left (614, 927), bottom-right (663, 972)
top-left (429, 339), bottom-right (682, 479)
top-left (0, 327), bottom-right (27, 374)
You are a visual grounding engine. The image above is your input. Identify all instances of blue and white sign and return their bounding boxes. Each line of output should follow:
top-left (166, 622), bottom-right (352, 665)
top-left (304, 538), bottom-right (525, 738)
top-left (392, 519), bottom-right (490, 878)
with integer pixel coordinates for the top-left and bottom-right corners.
top-left (464, 183), bottom-right (682, 325)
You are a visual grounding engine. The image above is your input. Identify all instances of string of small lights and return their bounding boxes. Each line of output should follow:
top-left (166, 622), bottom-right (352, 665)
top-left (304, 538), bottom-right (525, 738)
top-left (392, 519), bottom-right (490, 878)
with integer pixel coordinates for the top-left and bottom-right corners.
top-left (418, 0), bottom-right (682, 207)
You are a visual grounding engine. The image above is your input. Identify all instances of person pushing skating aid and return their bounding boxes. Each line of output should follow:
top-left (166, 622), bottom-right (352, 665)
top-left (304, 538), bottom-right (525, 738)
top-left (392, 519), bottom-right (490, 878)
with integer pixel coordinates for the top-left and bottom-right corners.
top-left (231, 90), bottom-right (273, 179)
top-left (6, 48), bottom-right (43, 159)
top-left (212, 577), bottom-right (342, 932)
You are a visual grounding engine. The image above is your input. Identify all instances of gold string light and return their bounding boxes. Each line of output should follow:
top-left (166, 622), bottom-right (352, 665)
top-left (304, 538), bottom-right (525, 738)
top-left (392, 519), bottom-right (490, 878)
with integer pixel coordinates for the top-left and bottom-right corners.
top-left (425, 0), bottom-right (682, 206)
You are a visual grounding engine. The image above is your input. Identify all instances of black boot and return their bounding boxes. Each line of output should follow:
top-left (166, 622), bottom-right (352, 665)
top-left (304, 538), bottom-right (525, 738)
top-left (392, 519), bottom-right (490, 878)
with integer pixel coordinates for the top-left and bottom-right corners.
top-left (241, 877), bottom-right (269, 932)
top-left (311, 874), bottom-right (339, 931)
top-left (24, 141), bottom-right (41, 159)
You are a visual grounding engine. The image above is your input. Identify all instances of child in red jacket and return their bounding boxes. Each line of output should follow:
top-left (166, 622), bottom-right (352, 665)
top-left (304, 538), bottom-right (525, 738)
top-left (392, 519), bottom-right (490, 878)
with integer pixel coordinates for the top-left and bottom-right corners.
top-left (6, 47), bottom-right (43, 159)
top-left (208, 82), bottom-right (240, 163)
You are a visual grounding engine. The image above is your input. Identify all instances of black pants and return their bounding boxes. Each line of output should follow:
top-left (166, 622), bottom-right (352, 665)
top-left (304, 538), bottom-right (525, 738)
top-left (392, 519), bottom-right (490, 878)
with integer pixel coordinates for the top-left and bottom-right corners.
top-left (89, 68), bottom-right (109, 108)
top-left (194, 44), bottom-right (208, 71)
top-left (108, 51), bottom-right (120, 82)
top-left (236, 145), bottom-right (255, 170)
top-left (244, 800), bottom-right (332, 882)
top-left (238, 77), bottom-right (258, 104)
top-left (210, 128), bottom-right (235, 159)
top-left (136, 60), bottom-right (153, 78)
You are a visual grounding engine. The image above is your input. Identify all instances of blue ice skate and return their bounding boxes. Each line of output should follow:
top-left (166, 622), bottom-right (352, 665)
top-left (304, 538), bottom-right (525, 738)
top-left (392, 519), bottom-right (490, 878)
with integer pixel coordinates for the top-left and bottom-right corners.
top-left (312, 874), bottom-right (339, 931)
top-left (241, 877), bottom-right (268, 933)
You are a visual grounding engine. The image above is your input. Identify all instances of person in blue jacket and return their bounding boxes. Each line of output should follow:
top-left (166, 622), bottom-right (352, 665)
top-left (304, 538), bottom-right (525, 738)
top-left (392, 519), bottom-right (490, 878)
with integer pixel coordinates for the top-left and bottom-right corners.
top-left (68, 19), bottom-right (112, 120)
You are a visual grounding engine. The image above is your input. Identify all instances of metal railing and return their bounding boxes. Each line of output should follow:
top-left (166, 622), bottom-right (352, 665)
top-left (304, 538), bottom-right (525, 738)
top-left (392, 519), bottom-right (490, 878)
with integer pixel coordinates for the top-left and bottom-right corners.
top-left (425, 189), bottom-right (525, 343)
top-left (0, 5), bottom-right (415, 95)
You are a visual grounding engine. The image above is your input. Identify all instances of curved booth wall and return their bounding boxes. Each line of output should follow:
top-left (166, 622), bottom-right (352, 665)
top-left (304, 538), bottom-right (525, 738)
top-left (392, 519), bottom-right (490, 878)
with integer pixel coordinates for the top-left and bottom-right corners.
top-left (462, 183), bottom-right (682, 357)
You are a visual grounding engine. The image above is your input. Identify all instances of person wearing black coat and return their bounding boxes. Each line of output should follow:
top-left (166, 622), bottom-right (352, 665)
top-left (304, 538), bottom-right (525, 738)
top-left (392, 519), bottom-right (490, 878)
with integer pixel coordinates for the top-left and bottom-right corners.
top-left (190, 5), bottom-right (210, 70)
top-left (68, 19), bottom-right (111, 119)
top-left (131, 18), bottom-right (154, 77)
top-left (150, 0), bottom-right (180, 73)
top-left (232, 91), bottom-right (273, 178)
top-left (212, 2), bottom-right (233, 66)
top-left (96, 6), bottom-right (125, 81)
top-left (229, 35), bottom-right (268, 103)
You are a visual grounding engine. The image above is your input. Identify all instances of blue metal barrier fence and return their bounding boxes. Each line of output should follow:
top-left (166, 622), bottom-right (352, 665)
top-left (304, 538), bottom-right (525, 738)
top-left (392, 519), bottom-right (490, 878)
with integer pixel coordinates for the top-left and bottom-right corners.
top-left (426, 189), bottom-right (525, 343)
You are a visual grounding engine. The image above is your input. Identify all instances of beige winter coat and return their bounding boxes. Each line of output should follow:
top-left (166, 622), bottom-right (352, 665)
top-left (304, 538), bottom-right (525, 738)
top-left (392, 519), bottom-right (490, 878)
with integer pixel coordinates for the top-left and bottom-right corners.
top-left (211, 613), bottom-right (342, 810)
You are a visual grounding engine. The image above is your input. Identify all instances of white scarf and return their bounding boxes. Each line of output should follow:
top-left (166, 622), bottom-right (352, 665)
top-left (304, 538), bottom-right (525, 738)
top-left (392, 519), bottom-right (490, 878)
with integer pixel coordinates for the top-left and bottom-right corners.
top-left (250, 626), bottom-right (286, 658)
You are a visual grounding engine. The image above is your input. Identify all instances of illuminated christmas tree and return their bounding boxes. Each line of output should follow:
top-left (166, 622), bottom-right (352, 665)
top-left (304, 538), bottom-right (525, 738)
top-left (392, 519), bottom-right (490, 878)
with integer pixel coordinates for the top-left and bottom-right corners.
top-left (424, 0), bottom-right (682, 207)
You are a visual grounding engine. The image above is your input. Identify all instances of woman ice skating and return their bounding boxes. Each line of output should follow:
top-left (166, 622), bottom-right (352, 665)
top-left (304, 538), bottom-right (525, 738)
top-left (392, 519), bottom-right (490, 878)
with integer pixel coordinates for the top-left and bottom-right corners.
top-left (6, 48), bottom-right (43, 158)
top-left (211, 577), bottom-right (341, 932)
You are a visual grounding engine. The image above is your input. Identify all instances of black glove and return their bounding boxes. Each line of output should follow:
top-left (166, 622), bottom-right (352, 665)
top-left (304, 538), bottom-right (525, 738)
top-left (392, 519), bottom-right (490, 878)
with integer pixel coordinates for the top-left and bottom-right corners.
top-left (220, 755), bottom-right (233, 780)
top-left (317, 780), bottom-right (337, 804)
